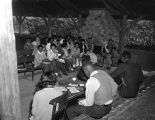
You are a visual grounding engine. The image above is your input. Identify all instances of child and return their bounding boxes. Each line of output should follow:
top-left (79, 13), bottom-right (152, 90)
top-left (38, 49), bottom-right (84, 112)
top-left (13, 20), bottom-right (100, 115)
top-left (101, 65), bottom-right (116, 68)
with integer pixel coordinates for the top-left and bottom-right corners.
top-left (111, 47), bottom-right (119, 66)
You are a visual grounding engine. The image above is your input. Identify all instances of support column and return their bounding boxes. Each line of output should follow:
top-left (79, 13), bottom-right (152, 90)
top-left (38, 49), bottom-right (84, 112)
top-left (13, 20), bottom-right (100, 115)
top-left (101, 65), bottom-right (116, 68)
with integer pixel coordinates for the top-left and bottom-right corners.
top-left (118, 15), bottom-right (127, 54)
top-left (16, 16), bottom-right (25, 35)
top-left (48, 15), bottom-right (52, 38)
top-left (0, 0), bottom-right (21, 120)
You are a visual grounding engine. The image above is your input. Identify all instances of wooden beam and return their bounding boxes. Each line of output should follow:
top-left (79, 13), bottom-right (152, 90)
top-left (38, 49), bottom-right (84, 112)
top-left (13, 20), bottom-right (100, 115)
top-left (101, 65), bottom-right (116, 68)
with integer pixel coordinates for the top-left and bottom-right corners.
top-left (118, 15), bottom-right (127, 54)
top-left (0, 0), bottom-right (21, 120)
top-left (16, 16), bottom-right (25, 35)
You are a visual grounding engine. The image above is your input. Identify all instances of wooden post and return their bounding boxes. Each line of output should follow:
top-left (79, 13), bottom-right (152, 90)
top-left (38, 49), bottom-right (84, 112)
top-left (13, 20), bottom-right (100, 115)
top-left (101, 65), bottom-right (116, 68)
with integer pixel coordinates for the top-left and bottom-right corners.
top-left (48, 15), bottom-right (52, 38)
top-left (118, 15), bottom-right (127, 54)
top-left (16, 16), bottom-right (25, 35)
top-left (0, 0), bottom-right (21, 120)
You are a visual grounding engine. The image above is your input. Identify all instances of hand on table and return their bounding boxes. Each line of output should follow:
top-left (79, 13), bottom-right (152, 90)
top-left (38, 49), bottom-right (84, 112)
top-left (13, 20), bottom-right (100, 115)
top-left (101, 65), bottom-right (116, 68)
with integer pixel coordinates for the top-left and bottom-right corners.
top-left (78, 99), bottom-right (85, 106)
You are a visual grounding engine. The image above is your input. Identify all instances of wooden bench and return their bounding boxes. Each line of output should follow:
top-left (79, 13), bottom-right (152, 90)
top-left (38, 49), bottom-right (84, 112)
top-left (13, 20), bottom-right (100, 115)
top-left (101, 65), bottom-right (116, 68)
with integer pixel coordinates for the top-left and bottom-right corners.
top-left (17, 50), bottom-right (42, 81)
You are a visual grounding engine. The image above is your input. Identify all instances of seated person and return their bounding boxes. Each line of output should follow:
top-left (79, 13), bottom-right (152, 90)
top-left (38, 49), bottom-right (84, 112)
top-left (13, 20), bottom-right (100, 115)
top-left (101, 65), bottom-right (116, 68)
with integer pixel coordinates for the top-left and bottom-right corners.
top-left (71, 42), bottom-right (82, 68)
top-left (111, 47), bottom-right (119, 65)
top-left (67, 62), bottom-right (118, 120)
top-left (104, 53), bottom-right (112, 69)
top-left (86, 49), bottom-right (97, 64)
top-left (24, 39), bottom-right (33, 51)
top-left (30, 80), bottom-right (63, 120)
top-left (79, 39), bottom-right (88, 57)
top-left (34, 45), bottom-right (50, 72)
top-left (32, 37), bottom-right (41, 55)
top-left (61, 43), bottom-right (74, 72)
top-left (47, 43), bottom-right (67, 76)
top-left (110, 51), bottom-right (144, 98)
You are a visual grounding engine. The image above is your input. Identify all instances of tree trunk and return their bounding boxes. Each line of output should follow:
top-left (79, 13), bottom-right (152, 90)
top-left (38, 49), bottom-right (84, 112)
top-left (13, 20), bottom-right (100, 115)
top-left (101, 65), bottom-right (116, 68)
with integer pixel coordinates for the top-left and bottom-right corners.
top-left (0, 0), bottom-right (21, 120)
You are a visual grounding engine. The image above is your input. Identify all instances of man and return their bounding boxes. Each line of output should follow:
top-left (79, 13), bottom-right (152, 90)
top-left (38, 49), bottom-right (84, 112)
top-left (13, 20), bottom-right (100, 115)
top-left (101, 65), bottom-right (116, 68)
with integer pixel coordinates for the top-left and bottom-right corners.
top-left (67, 62), bottom-right (118, 119)
top-left (110, 51), bottom-right (144, 98)
top-left (71, 42), bottom-right (82, 67)
top-left (47, 43), bottom-right (68, 76)
top-left (33, 45), bottom-right (50, 72)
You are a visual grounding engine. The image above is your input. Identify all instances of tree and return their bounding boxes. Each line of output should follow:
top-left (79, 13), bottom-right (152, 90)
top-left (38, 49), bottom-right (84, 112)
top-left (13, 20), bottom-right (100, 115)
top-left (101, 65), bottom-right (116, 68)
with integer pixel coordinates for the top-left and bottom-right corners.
top-left (0, 0), bottom-right (21, 120)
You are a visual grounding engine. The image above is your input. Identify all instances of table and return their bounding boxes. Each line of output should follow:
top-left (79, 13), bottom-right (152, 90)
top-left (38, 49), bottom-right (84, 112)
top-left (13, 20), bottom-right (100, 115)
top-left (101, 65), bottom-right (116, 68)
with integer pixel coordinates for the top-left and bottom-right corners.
top-left (60, 66), bottom-right (117, 101)
top-left (68, 86), bottom-right (85, 100)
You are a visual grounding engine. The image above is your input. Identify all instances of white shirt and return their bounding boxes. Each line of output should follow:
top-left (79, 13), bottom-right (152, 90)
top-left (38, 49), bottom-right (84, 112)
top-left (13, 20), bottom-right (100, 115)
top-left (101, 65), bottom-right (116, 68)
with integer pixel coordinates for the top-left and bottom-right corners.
top-left (30, 88), bottom-right (63, 120)
top-left (46, 43), bottom-right (51, 51)
top-left (47, 49), bottom-right (57, 61)
top-left (79, 71), bottom-right (100, 106)
top-left (87, 52), bottom-right (97, 63)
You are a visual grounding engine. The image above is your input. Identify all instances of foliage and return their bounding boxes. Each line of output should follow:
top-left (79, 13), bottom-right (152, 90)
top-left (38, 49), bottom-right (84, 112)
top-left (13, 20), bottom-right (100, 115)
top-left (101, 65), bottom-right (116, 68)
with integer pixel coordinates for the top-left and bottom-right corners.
top-left (13, 16), bottom-right (79, 37)
top-left (125, 20), bottom-right (154, 47)
top-left (22, 17), bottom-right (47, 35)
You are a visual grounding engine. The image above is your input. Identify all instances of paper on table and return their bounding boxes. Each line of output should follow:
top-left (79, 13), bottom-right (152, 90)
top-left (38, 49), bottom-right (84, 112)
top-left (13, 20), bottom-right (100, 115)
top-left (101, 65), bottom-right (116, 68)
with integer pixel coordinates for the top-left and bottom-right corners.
top-left (68, 83), bottom-right (78, 87)
top-left (67, 87), bottom-right (80, 93)
top-left (55, 86), bottom-right (67, 91)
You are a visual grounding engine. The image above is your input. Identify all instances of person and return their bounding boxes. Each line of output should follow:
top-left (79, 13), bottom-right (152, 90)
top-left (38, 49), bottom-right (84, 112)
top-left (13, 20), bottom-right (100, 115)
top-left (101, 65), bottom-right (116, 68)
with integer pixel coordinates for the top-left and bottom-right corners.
top-left (61, 43), bottom-right (74, 72)
top-left (47, 43), bottom-right (67, 76)
top-left (79, 39), bottom-right (88, 57)
top-left (24, 39), bottom-right (33, 51)
top-left (32, 36), bottom-right (41, 55)
top-left (67, 62), bottom-right (118, 119)
top-left (86, 49), bottom-right (97, 64)
top-left (30, 80), bottom-right (63, 120)
top-left (71, 42), bottom-right (82, 68)
top-left (110, 51), bottom-right (144, 98)
top-left (111, 47), bottom-right (119, 66)
top-left (33, 45), bottom-right (50, 72)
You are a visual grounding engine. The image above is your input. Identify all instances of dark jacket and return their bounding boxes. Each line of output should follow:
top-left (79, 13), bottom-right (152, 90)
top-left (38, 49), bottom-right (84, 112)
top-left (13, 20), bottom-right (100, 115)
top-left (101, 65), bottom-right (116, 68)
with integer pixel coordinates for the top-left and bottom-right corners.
top-left (110, 61), bottom-right (144, 98)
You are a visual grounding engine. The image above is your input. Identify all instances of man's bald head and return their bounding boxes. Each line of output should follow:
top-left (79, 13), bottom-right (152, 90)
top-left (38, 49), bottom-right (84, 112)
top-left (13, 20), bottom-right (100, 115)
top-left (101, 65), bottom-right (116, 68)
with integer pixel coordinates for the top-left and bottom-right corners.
top-left (82, 62), bottom-right (94, 78)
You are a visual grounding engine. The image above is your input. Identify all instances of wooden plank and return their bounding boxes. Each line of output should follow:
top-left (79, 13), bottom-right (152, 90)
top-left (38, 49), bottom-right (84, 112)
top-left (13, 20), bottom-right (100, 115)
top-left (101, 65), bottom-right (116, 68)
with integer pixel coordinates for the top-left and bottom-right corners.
top-left (0, 0), bottom-right (21, 120)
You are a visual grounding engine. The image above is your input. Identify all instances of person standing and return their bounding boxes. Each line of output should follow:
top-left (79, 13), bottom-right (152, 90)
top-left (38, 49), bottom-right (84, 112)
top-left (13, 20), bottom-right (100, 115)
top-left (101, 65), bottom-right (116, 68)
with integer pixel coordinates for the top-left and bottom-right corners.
top-left (110, 51), bottom-right (144, 98)
top-left (67, 62), bottom-right (118, 119)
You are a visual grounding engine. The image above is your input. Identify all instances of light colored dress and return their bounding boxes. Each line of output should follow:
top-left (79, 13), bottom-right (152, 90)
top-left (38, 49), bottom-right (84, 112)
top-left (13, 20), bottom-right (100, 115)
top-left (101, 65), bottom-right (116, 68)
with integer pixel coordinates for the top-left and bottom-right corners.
top-left (30, 88), bottom-right (63, 120)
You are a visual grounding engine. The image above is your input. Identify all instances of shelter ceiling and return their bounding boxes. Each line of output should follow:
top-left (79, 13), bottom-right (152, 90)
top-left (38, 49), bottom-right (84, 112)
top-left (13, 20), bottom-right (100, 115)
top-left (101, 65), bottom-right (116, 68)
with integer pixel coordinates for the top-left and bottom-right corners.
top-left (12, 0), bottom-right (155, 19)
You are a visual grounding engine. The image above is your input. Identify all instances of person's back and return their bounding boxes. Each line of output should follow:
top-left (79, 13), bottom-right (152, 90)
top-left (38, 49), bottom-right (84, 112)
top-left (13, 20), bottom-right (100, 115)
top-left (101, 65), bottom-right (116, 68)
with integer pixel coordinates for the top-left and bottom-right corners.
top-left (30, 80), bottom-right (63, 120)
top-left (93, 70), bottom-right (117, 105)
top-left (118, 62), bottom-right (143, 98)
top-left (32, 88), bottom-right (62, 120)
top-left (111, 51), bottom-right (144, 98)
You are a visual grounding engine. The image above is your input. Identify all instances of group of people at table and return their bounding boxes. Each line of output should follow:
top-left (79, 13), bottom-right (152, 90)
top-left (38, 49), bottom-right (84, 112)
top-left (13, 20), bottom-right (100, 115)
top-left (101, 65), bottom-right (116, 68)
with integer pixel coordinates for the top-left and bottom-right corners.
top-left (29, 45), bottom-right (144, 120)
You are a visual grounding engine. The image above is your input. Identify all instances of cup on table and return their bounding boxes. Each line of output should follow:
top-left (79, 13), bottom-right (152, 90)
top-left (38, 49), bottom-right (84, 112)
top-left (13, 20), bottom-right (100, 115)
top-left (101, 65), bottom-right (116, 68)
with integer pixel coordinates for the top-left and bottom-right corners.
top-left (72, 77), bottom-right (77, 82)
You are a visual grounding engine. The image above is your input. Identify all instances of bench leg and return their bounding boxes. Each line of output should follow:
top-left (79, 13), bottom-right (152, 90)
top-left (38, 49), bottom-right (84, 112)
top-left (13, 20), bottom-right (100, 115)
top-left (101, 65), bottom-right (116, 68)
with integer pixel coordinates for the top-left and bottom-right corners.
top-left (32, 71), bottom-right (34, 81)
top-left (24, 72), bottom-right (27, 79)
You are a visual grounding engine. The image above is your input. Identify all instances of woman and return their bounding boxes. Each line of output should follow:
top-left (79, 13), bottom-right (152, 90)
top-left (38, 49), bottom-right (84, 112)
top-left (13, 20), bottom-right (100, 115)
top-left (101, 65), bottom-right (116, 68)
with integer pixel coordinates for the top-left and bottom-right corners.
top-left (30, 80), bottom-right (63, 120)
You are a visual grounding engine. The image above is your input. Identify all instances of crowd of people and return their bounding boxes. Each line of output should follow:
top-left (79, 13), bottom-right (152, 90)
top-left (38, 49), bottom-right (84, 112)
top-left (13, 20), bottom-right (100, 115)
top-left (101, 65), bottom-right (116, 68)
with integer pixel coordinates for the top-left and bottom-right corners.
top-left (24, 35), bottom-right (120, 77)
top-left (25, 35), bottom-right (144, 120)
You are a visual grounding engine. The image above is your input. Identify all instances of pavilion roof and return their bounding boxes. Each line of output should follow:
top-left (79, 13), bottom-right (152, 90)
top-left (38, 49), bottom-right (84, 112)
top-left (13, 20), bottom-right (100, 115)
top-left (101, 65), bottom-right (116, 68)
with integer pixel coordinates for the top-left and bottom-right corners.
top-left (12, 0), bottom-right (155, 19)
